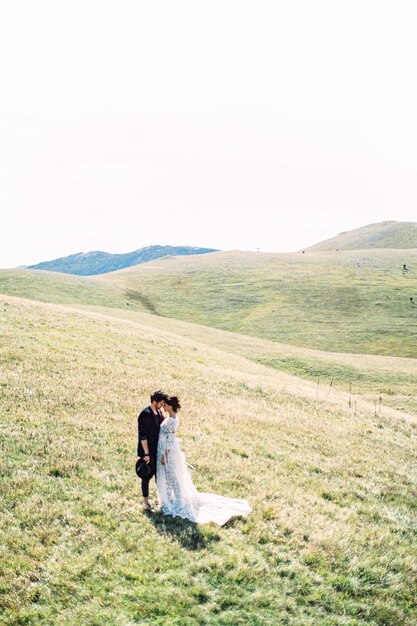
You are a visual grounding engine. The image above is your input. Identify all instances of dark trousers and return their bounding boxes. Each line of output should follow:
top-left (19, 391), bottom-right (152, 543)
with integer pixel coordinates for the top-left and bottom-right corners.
top-left (141, 456), bottom-right (157, 497)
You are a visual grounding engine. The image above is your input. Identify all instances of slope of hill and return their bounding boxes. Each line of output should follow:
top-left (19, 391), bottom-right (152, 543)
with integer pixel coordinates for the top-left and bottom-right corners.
top-left (2, 260), bottom-right (417, 423)
top-left (0, 269), bottom-right (146, 312)
top-left (306, 221), bottom-right (417, 251)
top-left (1, 295), bottom-right (416, 625)
top-left (74, 304), bottom-right (417, 418)
top-left (2, 246), bottom-right (417, 358)
top-left (28, 245), bottom-right (218, 276)
top-left (97, 248), bottom-right (417, 358)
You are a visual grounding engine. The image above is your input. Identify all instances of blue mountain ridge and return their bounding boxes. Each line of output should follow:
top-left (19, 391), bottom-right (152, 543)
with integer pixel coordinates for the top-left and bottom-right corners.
top-left (28, 245), bottom-right (219, 276)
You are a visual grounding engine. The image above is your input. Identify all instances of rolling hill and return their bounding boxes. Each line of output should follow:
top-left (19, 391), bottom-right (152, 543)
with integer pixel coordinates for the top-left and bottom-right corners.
top-left (2, 246), bottom-right (417, 358)
top-left (97, 248), bottom-right (417, 358)
top-left (1, 294), bottom-right (416, 625)
top-left (27, 245), bottom-right (218, 276)
top-left (0, 268), bottom-right (145, 310)
top-left (2, 224), bottom-right (417, 624)
top-left (2, 260), bottom-right (417, 422)
top-left (306, 221), bottom-right (417, 251)
top-left (79, 305), bottom-right (417, 419)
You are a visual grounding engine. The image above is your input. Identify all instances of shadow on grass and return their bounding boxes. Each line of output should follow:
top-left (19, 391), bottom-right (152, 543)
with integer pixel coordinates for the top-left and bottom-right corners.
top-left (146, 509), bottom-right (221, 551)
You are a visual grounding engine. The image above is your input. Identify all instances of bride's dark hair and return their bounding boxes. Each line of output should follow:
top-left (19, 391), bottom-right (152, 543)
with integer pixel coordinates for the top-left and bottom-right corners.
top-left (167, 396), bottom-right (181, 412)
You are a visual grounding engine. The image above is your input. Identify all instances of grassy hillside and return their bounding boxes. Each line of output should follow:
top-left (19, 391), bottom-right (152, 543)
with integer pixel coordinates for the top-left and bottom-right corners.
top-left (2, 264), bottom-right (416, 416)
top-left (306, 221), bottom-right (417, 251)
top-left (72, 304), bottom-right (417, 418)
top-left (0, 269), bottom-right (146, 312)
top-left (2, 248), bottom-right (417, 360)
top-left (97, 248), bottom-right (417, 357)
top-left (1, 296), bottom-right (416, 625)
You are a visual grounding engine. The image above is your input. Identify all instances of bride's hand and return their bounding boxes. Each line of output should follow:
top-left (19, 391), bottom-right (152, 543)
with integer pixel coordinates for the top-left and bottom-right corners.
top-left (161, 455), bottom-right (166, 465)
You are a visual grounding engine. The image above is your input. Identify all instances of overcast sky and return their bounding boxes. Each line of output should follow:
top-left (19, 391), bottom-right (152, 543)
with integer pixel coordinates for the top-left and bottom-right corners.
top-left (1, 1), bottom-right (416, 268)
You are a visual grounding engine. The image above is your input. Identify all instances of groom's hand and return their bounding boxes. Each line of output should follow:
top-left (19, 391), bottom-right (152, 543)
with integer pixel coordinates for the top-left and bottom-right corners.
top-left (143, 453), bottom-right (150, 464)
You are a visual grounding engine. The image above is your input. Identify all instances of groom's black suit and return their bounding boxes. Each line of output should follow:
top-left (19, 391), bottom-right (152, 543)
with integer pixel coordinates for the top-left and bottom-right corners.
top-left (137, 406), bottom-right (164, 497)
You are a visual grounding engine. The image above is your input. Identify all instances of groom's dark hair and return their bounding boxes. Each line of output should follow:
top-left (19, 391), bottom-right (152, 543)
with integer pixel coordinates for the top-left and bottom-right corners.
top-left (151, 390), bottom-right (168, 403)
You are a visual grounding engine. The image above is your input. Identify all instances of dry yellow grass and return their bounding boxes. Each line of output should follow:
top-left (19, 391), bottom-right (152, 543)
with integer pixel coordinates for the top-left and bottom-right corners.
top-left (1, 295), bottom-right (416, 624)
top-left (60, 302), bottom-right (417, 419)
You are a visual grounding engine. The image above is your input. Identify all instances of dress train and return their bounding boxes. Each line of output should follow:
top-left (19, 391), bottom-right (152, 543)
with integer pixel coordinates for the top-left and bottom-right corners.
top-left (156, 416), bottom-right (251, 526)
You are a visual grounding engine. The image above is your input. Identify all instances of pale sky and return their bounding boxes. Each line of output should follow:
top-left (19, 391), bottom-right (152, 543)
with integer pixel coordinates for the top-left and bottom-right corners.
top-left (1, 1), bottom-right (416, 268)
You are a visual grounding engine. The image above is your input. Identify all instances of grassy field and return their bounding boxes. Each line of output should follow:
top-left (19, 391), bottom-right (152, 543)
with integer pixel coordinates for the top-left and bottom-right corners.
top-left (69, 304), bottom-right (417, 419)
top-left (1, 295), bottom-right (416, 625)
top-left (2, 251), bottom-right (417, 415)
top-left (97, 248), bottom-right (417, 357)
top-left (0, 270), bottom-right (146, 312)
top-left (2, 248), bottom-right (417, 359)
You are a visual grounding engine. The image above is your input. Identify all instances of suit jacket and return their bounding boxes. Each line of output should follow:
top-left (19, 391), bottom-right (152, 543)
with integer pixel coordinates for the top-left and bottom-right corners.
top-left (137, 406), bottom-right (164, 458)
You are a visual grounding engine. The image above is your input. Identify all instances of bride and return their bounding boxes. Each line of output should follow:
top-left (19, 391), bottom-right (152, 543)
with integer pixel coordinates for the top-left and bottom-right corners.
top-left (156, 396), bottom-right (251, 526)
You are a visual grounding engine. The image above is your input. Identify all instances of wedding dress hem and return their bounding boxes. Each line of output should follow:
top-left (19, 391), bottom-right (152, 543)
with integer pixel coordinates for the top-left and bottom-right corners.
top-left (156, 416), bottom-right (251, 526)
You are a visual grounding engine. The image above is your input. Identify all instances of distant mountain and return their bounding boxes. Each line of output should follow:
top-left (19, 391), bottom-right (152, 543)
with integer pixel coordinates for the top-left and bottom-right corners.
top-left (306, 221), bottom-right (417, 251)
top-left (28, 245), bottom-right (219, 276)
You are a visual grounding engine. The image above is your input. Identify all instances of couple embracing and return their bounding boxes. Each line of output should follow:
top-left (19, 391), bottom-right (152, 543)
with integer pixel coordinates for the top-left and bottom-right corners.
top-left (137, 390), bottom-right (251, 526)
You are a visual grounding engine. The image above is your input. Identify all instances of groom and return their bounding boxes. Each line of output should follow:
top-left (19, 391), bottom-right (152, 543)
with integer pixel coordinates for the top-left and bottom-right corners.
top-left (137, 390), bottom-right (168, 510)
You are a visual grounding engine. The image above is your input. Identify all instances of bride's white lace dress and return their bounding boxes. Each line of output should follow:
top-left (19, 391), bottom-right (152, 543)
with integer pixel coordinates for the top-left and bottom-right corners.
top-left (156, 416), bottom-right (251, 526)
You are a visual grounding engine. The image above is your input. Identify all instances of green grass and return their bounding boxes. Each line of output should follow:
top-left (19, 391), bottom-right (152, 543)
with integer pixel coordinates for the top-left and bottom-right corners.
top-left (3, 247), bottom-right (417, 359)
top-left (307, 221), bottom-right (417, 251)
top-left (66, 303), bottom-right (417, 418)
top-left (0, 269), bottom-right (147, 312)
top-left (1, 296), bottom-right (416, 625)
top-left (3, 256), bottom-right (417, 418)
top-left (98, 248), bottom-right (417, 357)
top-left (253, 354), bottom-right (417, 415)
